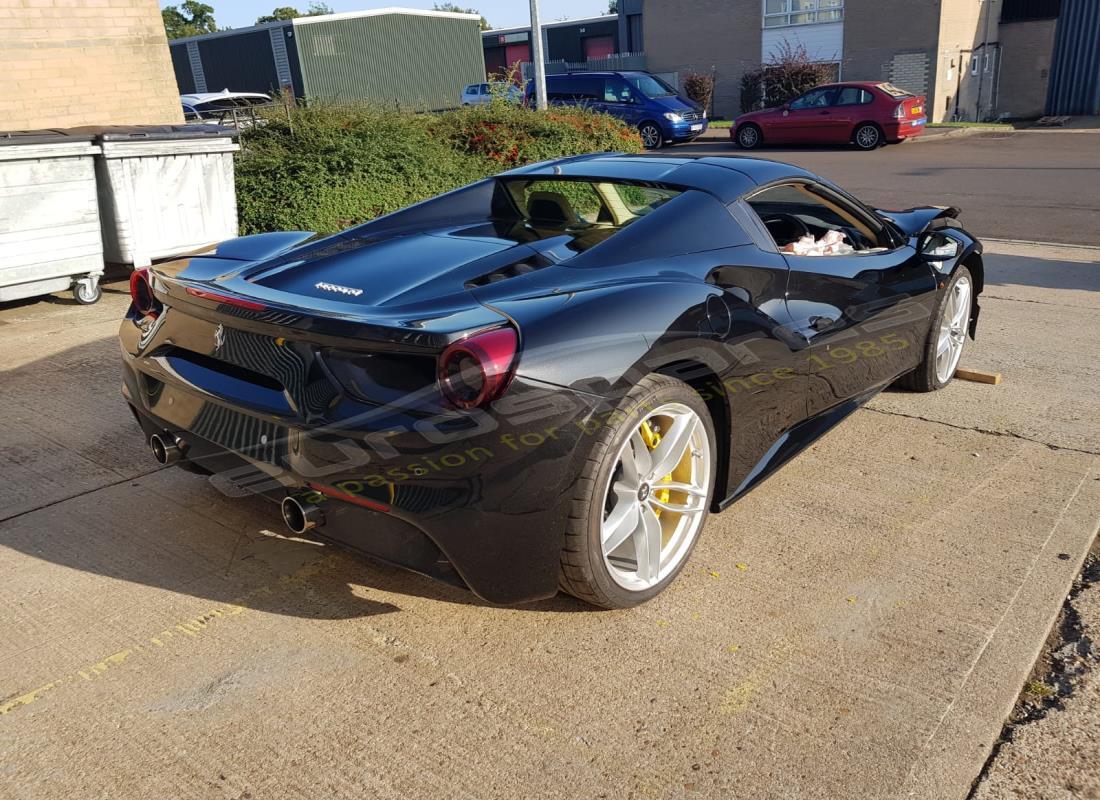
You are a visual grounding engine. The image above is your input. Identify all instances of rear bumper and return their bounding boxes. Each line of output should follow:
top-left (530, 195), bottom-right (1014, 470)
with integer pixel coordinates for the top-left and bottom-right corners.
top-left (884, 120), bottom-right (926, 141)
top-left (120, 321), bottom-right (609, 605)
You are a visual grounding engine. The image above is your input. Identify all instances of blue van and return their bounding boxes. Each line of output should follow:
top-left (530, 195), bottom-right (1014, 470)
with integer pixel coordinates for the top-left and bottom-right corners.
top-left (527, 71), bottom-right (707, 149)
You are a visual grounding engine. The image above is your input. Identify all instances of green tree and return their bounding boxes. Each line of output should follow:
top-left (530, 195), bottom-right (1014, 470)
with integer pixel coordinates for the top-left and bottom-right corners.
top-left (256, 3), bottom-right (332, 24)
top-left (161, 1), bottom-right (218, 39)
top-left (256, 6), bottom-right (300, 23)
top-left (432, 2), bottom-right (491, 30)
top-left (607, 0), bottom-right (619, 12)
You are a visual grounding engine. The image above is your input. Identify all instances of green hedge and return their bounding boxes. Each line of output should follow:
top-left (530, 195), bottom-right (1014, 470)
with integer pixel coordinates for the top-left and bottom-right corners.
top-left (235, 102), bottom-right (643, 235)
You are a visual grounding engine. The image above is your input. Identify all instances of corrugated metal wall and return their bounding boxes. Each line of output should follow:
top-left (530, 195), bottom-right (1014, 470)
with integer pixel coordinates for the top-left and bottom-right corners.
top-left (1046, 0), bottom-right (1100, 114)
top-left (292, 14), bottom-right (486, 110)
top-left (197, 30), bottom-right (282, 95)
top-left (169, 44), bottom-right (196, 94)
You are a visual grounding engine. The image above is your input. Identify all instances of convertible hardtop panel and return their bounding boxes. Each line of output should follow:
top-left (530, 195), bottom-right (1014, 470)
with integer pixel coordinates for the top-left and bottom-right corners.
top-left (503, 153), bottom-right (818, 204)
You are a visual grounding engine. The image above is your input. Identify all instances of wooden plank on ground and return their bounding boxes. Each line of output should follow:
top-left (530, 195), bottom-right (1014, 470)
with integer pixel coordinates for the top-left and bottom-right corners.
top-left (956, 368), bottom-right (1002, 385)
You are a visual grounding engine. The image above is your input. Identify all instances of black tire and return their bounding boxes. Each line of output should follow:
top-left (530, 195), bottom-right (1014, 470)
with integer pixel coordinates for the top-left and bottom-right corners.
top-left (736, 123), bottom-right (762, 149)
top-left (852, 123), bottom-right (883, 150)
top-left (73, 280), bottom-right (101, 305)
top-left (898, 265), bottom-right (973, 392)
top-left (559, 374), bottom-right (716, 609)
top-left (638, 121), bottom-right (664, 150)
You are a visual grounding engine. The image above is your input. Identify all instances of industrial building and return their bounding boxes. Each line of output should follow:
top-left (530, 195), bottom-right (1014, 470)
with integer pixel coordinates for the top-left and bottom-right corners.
top-left (168, 8), bottom-right (486, 111)
top-left (642, 0), bottom-right (1099, 121)
top-left (481, 5), bottom-right (644, 77)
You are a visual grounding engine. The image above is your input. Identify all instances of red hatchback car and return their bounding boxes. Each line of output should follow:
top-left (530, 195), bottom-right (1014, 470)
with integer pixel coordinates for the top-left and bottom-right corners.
top-left (731, 82), bottom-right (927, 150)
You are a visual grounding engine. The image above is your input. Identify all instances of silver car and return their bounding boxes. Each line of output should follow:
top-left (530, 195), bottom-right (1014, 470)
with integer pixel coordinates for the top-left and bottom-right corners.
top-left (460, 82), bottom-right (523, 106)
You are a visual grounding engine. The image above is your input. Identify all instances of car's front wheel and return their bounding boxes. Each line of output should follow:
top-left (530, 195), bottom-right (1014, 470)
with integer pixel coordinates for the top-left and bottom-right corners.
top-left (638, 122), bottom-right (664, 150)
top-left (900, 265), bottom-right (973, 392)
top-left (559, 374), bottom-right (715, 608)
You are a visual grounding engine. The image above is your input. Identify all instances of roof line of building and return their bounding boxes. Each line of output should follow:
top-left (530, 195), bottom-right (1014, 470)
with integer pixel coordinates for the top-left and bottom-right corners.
top-left (168, 7), bottom-right (481, 45)
top-left (481, 13), bottom-right (618, 38)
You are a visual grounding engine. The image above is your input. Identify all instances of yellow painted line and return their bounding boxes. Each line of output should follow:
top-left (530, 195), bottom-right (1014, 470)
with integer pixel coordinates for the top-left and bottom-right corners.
top-left (0, 555), bottom-right (341, 718)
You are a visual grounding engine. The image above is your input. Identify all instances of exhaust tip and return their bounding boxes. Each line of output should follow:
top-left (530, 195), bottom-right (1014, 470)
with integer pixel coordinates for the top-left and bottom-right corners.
top-left (282, 495), bottom-right (324, 535)
top-left (150, 433), bottom-right (182, 466)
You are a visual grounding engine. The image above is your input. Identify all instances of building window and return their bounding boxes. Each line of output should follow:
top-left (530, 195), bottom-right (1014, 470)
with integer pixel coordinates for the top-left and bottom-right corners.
top-left (763, 0), bottom-right (844, 28)
top-left (970, 55), bottom-right (979, 75)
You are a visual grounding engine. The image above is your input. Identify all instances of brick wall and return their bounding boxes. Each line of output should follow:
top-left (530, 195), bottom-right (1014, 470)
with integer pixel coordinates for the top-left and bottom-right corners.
top-left (644, 0), bottom-right (761, 120)
top-left (0, 0), bottom-right (183, 131)
top-left (842, 0), bottom-right (943, 116)
top-left (997, 18), bottom-right (1057, 119)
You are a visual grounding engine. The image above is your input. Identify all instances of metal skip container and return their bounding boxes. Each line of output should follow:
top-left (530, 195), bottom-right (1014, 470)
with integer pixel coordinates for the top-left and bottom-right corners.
top-left (81, 125), bottom-right (240, 268)
top-left (0, 130), bottom-right (105, 304)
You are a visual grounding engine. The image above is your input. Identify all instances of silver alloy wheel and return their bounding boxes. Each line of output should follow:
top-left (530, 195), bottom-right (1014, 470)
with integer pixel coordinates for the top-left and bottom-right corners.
top-left (935, 274), bottom-right (971, 383)
top-left (639, 123), bottom-right (662, 149)
top-left (600, 402), bottom-right (711, 591)
top-left (738, 126), bottom-right (759, 148)
top-left (855, 125), bottom-right (880, 149)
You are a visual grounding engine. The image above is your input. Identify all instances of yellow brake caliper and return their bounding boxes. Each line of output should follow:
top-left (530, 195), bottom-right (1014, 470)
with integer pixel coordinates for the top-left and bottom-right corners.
top-left (640, 420), bottom-right (673, 517)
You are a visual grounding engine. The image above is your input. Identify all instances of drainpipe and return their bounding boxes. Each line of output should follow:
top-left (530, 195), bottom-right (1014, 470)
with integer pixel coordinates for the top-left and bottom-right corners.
top-left (975, 0), bottom-right (997, 120)
top-left (954, 48), bottom-right (972, 121)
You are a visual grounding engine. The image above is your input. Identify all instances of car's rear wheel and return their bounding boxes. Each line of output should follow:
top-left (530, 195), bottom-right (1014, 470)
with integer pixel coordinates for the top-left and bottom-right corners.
top-left (899, 266), bottom-right (973, 392)
top-left (559, 374), bottom-right (715, 608)
top-left (639, 122), bottom-right (664, 150)
top-left (736, 123), bottom-right (762, 149)
top-left (853, 123), bottom-right (882, 150)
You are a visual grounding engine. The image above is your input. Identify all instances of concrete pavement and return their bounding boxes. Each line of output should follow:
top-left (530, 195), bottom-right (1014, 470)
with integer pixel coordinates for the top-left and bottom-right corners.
top-left (0, 239), bottom-right (1098, 799)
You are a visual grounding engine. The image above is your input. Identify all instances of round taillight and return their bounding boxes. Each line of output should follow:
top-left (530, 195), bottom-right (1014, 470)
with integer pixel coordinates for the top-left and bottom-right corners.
top-left (438, 327), bottom-right (519, 409)
top-left (129, 268), bottom-right (161, 318)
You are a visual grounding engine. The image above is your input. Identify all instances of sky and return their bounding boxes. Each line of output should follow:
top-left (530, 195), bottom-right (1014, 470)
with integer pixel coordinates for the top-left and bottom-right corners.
top-left (159, 1), bottom-right (613, 31)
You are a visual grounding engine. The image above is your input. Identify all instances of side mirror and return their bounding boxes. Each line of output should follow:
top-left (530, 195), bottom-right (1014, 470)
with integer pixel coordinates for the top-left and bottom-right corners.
top-left (780, 103), bottom-right (790, 111)
top-left (919, 231), bottom-right (960, 261)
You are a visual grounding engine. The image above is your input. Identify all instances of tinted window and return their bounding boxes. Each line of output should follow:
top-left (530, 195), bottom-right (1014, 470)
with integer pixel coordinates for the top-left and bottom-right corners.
top-left (790, 87), bottom-right (837, 109)
top-left (835, 87), bottom-right (873, 106)
top-left (547, 76), bottom-right (600, 102)
top-left (464, 85), bottom-right (477, 94)
top-left (480, 84), bottom-right (490, 94)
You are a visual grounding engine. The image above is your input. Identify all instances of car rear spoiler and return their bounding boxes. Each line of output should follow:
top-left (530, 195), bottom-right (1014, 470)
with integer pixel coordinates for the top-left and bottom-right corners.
top-left (208, 231), bottom-right (319, 262)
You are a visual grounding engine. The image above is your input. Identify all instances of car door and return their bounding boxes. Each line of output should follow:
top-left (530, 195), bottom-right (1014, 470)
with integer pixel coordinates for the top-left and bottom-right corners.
top-left (829, 86), bottom-right (873, 142)
top-left (743, 181), bottom-right (939, 417)
top-left (598, 76), bottom-right (644, 127)
top-left (781, 87), bottom-right (840, 144)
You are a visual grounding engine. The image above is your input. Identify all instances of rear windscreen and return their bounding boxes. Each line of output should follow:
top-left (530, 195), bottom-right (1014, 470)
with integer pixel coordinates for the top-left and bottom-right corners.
top-left (493, 178), bottom-right (683, 252)
top-left (876, 83), bottom-right (913, 98)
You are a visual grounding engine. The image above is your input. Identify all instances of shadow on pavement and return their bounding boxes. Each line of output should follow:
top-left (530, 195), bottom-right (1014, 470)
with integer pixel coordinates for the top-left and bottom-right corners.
top-left (0, 333), bottom-right (592, 620)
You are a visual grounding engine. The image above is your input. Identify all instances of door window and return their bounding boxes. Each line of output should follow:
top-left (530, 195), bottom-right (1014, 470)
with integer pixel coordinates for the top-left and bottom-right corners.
top-left (834, 86), bottom-right (873, 106)
top-left (603, 77), bottom-right (634, 104)
top-left (789, 87), bottom-right (837, 109)
top-left (746, 182), bottom-right (890, 253)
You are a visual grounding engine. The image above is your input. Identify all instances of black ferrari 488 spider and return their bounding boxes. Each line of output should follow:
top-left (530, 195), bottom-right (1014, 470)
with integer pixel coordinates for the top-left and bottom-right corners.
top-left (121, 153), bottom-right (982, 608)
